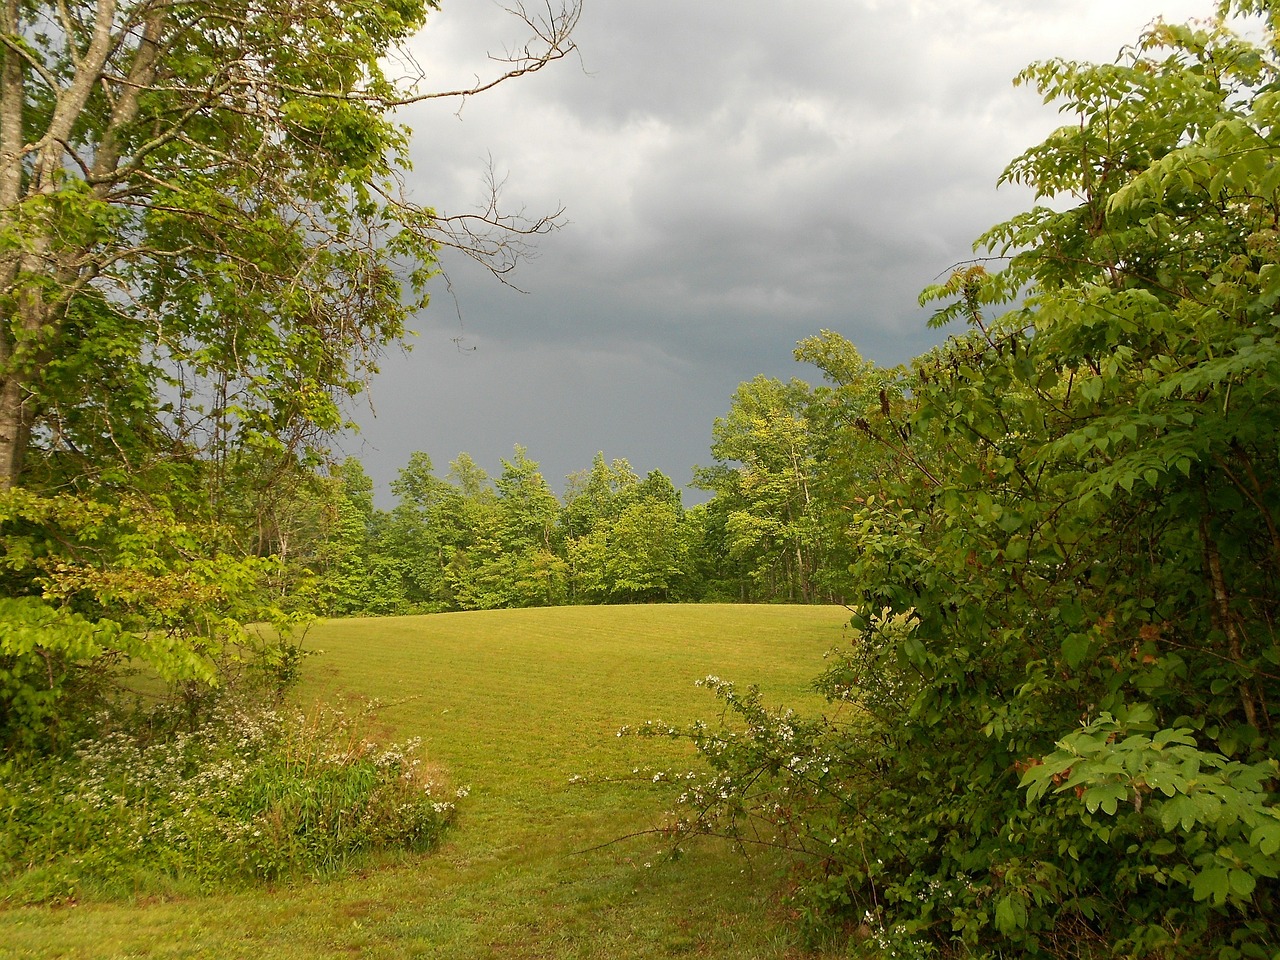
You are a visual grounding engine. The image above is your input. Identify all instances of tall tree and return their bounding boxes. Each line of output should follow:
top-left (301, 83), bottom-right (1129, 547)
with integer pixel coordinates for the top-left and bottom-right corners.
top-left (313, 457), bottom-right (405, 616)
top-left (0, 0), bottom-right (580, 492)
top-left (383, 451), bottom-right (453, 610)
top-left (561, 452), bottom-right (640, 540)
top-left (0, 1), bottom-right (579, 741)
top-left (696, 376), bottom-right (823, 601)
top-left (793, 329), bottom-right (929, 602)
top-left (565, 464), bottom-right (690, 603)
top-left (495, 445), bottom-right (560, 556)
top-left (446, 452), bottom-right (494, 502)
top-left (445, 447), bottom-right (567, 610)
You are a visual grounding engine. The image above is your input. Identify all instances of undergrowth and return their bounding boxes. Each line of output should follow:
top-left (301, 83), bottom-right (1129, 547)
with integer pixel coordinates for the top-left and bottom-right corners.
top-left (0, 695), bottom-right (461, 904)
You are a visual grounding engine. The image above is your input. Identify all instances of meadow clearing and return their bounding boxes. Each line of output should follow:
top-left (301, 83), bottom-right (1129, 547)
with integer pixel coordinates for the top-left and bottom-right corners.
top-left (1, 604), bottom-right (854, 959)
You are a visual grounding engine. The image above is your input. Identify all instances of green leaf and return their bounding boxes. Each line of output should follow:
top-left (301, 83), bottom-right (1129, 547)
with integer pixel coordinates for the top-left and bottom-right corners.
top-left (902, 636), bottom-right (928, 666)
top-left (1062, 633), bottom-right (1092, 670)
top-left (1228, 870), bottom-right (1257, 899)
top-left (994, 894), bottom-right (1027, 934)
top-left (1191, 867), bottom-right (1230, 904)
top-left (1249, 822), bottom-right (1280, 857)
top-left (1083, 782), bottom-right (1129, 816)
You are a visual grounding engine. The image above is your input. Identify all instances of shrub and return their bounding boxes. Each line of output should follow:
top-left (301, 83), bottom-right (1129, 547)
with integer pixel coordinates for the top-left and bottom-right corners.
top-left (641, 8), bottom-right (1280, 957)
top-left (0, 489), bottom-right (308, 753)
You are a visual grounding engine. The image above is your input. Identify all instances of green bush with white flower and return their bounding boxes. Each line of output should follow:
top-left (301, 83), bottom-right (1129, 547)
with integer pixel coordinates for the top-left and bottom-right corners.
top-left (0, 697), bottom-right (459, 903)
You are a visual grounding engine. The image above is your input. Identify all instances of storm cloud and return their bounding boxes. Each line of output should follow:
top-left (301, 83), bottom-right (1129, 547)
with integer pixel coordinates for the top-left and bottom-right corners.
top-left (348, 0), bottom-right (1212, 502)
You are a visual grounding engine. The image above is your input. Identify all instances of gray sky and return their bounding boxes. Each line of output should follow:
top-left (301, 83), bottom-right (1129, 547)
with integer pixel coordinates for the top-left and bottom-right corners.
top-left (346, 0), bottom-right (1211, 505)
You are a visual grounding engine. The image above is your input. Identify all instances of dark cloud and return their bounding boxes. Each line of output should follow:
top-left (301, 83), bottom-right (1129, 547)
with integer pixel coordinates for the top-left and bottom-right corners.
top-left (352, 0), bottom-right (1212, 503)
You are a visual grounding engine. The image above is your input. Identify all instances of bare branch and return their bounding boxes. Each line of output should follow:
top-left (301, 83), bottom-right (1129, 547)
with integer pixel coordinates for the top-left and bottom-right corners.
top-left (235, 1), bottom-right (582, 108)
top-left (392, 1), bottom-right (581, 107)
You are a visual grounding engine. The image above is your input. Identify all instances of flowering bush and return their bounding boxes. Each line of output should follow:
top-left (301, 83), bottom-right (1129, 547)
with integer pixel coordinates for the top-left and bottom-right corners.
top-left (0, 697), bottom-right (459, 903)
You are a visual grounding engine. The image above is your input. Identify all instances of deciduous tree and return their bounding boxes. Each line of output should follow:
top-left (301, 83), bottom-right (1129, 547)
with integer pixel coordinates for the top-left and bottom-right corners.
top-left (0, 0), bottom-right (580, 491)
top-left (0, 0), bottom-right (580, 744)
top-left (696, 376), bottom-right (823, 601)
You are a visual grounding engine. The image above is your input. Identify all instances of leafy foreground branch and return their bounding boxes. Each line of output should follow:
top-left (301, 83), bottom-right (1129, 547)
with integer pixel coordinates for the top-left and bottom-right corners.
top-left (0, 696), bottom-right (460, 904)
top-left (0, 0), bottom-right (583, 493)
top-left (636, 5), bottom-right (1280, 958)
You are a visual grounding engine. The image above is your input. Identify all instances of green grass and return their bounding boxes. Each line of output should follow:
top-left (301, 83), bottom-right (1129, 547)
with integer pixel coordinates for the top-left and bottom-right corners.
top-left (0, 604), bottom-right (853, 959)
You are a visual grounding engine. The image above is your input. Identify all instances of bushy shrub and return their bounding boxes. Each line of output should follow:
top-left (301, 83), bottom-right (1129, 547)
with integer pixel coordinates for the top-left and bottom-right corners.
top-left (0, 489), bottom-right (309, 753)
top-left (640, 8), bottom-right (1280, 957)
top-left (0, 696), bottom-right (459, 903)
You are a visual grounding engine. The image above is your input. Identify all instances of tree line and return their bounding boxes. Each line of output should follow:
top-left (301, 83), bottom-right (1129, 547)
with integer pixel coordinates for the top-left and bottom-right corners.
top-left (293, 348), bottom-right (883, 617)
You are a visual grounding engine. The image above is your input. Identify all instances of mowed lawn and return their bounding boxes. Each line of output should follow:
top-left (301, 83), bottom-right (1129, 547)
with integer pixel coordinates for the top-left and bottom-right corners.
top-left (1, 604), bottom-right (853, 960)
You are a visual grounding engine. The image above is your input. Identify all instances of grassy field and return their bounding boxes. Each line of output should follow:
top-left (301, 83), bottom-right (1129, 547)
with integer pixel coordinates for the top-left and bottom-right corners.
top-left (1, 603), bottom-right (853, 960)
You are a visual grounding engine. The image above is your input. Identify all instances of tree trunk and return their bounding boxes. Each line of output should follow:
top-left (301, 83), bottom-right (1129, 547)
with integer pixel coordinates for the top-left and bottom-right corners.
top-left (1199, 492), bottom-right (1262, 731)
top-left (0, 373), bottom-right (28, 491)
top-left (0, 0), bottom-right (164, 491)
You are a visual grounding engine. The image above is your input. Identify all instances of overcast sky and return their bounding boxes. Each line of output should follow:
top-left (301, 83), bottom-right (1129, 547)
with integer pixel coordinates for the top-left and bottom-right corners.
top-left (345, 0), bottom-right (1213, 505)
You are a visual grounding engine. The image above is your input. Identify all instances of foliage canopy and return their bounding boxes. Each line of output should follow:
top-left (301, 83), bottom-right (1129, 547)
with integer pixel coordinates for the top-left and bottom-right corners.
top-left (0, 0), bottom-right (579, 748)
top-left (0, 0), bottom-right (577, 491)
